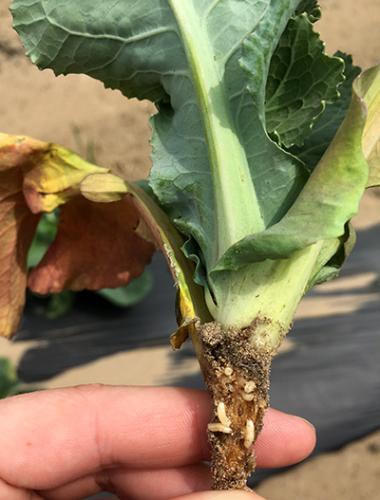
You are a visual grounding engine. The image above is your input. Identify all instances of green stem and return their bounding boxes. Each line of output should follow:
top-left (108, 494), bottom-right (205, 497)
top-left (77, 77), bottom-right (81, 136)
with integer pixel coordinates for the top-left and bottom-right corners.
top-left (168, 0), bottom-right (265, 262)
top-left (206, 241), bottom-right (323, 351)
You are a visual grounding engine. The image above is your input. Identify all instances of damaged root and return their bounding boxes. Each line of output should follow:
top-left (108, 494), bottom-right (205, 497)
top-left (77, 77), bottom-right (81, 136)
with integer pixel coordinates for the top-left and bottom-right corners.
top-left (198, 321), bottom-right (272, 490)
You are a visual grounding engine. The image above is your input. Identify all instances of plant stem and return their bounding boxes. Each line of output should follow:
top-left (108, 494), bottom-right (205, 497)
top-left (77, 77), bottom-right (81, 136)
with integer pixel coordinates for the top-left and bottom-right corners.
top-left (168, 0), bottom-right (265, 262)
top-left (207, 241), bottom-right (323, 351)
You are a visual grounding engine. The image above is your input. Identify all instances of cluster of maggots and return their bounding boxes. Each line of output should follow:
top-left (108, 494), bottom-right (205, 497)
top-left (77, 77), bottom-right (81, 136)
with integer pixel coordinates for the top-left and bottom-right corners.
top-left (207, 365), bottom-right (263, 449)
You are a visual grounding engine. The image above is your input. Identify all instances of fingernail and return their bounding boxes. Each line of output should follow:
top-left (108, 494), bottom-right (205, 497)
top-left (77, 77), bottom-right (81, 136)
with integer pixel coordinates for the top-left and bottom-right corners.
top-left (299, 416), bottom-right (316, 431)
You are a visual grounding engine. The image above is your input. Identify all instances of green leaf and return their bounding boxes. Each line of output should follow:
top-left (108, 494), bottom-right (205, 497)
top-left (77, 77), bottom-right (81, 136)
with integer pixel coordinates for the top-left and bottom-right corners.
top-left (306, 223), bottom-right (356, 289)
top-left (12, 0), bottom-right (307, 276)
top-left (34, 290), bottom-right (74, 319)
top-left (216, 86), bottom-right (368, 270)
top-left (152, 0), bottom-right (308, 270)
top-left (291, 53), bottom-right (361, 170)
top-left (0, 357), bottom-right (36, 397)
top-left (295, 0), bottom-right (321, 22)
top-left (265, 14), bottom-right (344, 148)
top-left (292, 63), bottom-right (380, 290)
top-left (27, 212), bottom-right (57, 268)
top-left (98, 270), bottom-right (153, 307)
top-left (0, 358), bottom-right (19, 398)
top-left (354, 65), bottom-right (380, 188)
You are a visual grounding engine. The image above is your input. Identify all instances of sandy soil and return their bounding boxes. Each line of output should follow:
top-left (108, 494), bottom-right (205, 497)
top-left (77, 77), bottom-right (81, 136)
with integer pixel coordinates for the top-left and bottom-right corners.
top-left (0, 0), bottom-right (380, 499)
top-left (257, 431), bottom-right (380, 500)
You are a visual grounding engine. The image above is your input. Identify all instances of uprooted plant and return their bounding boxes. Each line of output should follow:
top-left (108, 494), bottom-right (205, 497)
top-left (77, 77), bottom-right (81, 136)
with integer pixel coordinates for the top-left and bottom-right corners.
top-left (1, 0), bottom-right (379, 490)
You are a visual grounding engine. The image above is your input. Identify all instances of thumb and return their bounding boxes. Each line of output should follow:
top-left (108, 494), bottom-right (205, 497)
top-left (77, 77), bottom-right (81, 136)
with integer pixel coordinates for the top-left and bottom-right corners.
top-left (174, 490), bottom-right (265, 500)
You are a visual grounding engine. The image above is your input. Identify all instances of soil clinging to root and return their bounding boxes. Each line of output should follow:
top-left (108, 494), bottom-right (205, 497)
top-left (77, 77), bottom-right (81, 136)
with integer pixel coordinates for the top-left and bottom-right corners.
top-left (198, 321), bottom-right (272, 490)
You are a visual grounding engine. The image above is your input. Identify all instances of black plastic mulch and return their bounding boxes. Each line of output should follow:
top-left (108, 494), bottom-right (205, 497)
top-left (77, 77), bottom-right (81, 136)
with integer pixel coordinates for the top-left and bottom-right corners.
top-left (14, 225), bottom-right (380, 484)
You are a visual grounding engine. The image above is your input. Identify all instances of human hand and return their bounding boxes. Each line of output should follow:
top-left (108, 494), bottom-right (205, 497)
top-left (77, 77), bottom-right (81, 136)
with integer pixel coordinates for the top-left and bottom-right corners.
top-left (0, 385), bottom-right (315, 499)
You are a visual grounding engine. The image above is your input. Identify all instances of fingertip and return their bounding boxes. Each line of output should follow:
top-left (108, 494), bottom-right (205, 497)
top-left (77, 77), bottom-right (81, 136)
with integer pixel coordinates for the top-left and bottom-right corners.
top-left (255, 409), bottom-right (316, 468)
top-left (298, 416), bottom-right (317, 451)
top-left (175, 490), bottom-right (265, 500)
top-left (285, 414), bottom-right (317, 462)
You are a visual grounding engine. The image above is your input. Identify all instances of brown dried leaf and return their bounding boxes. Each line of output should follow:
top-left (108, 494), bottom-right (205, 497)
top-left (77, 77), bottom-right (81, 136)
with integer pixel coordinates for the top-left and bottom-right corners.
top-left (0, 167), bottom-right (39, 338)
top-left (28, 196), bottom-right (155, 293)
